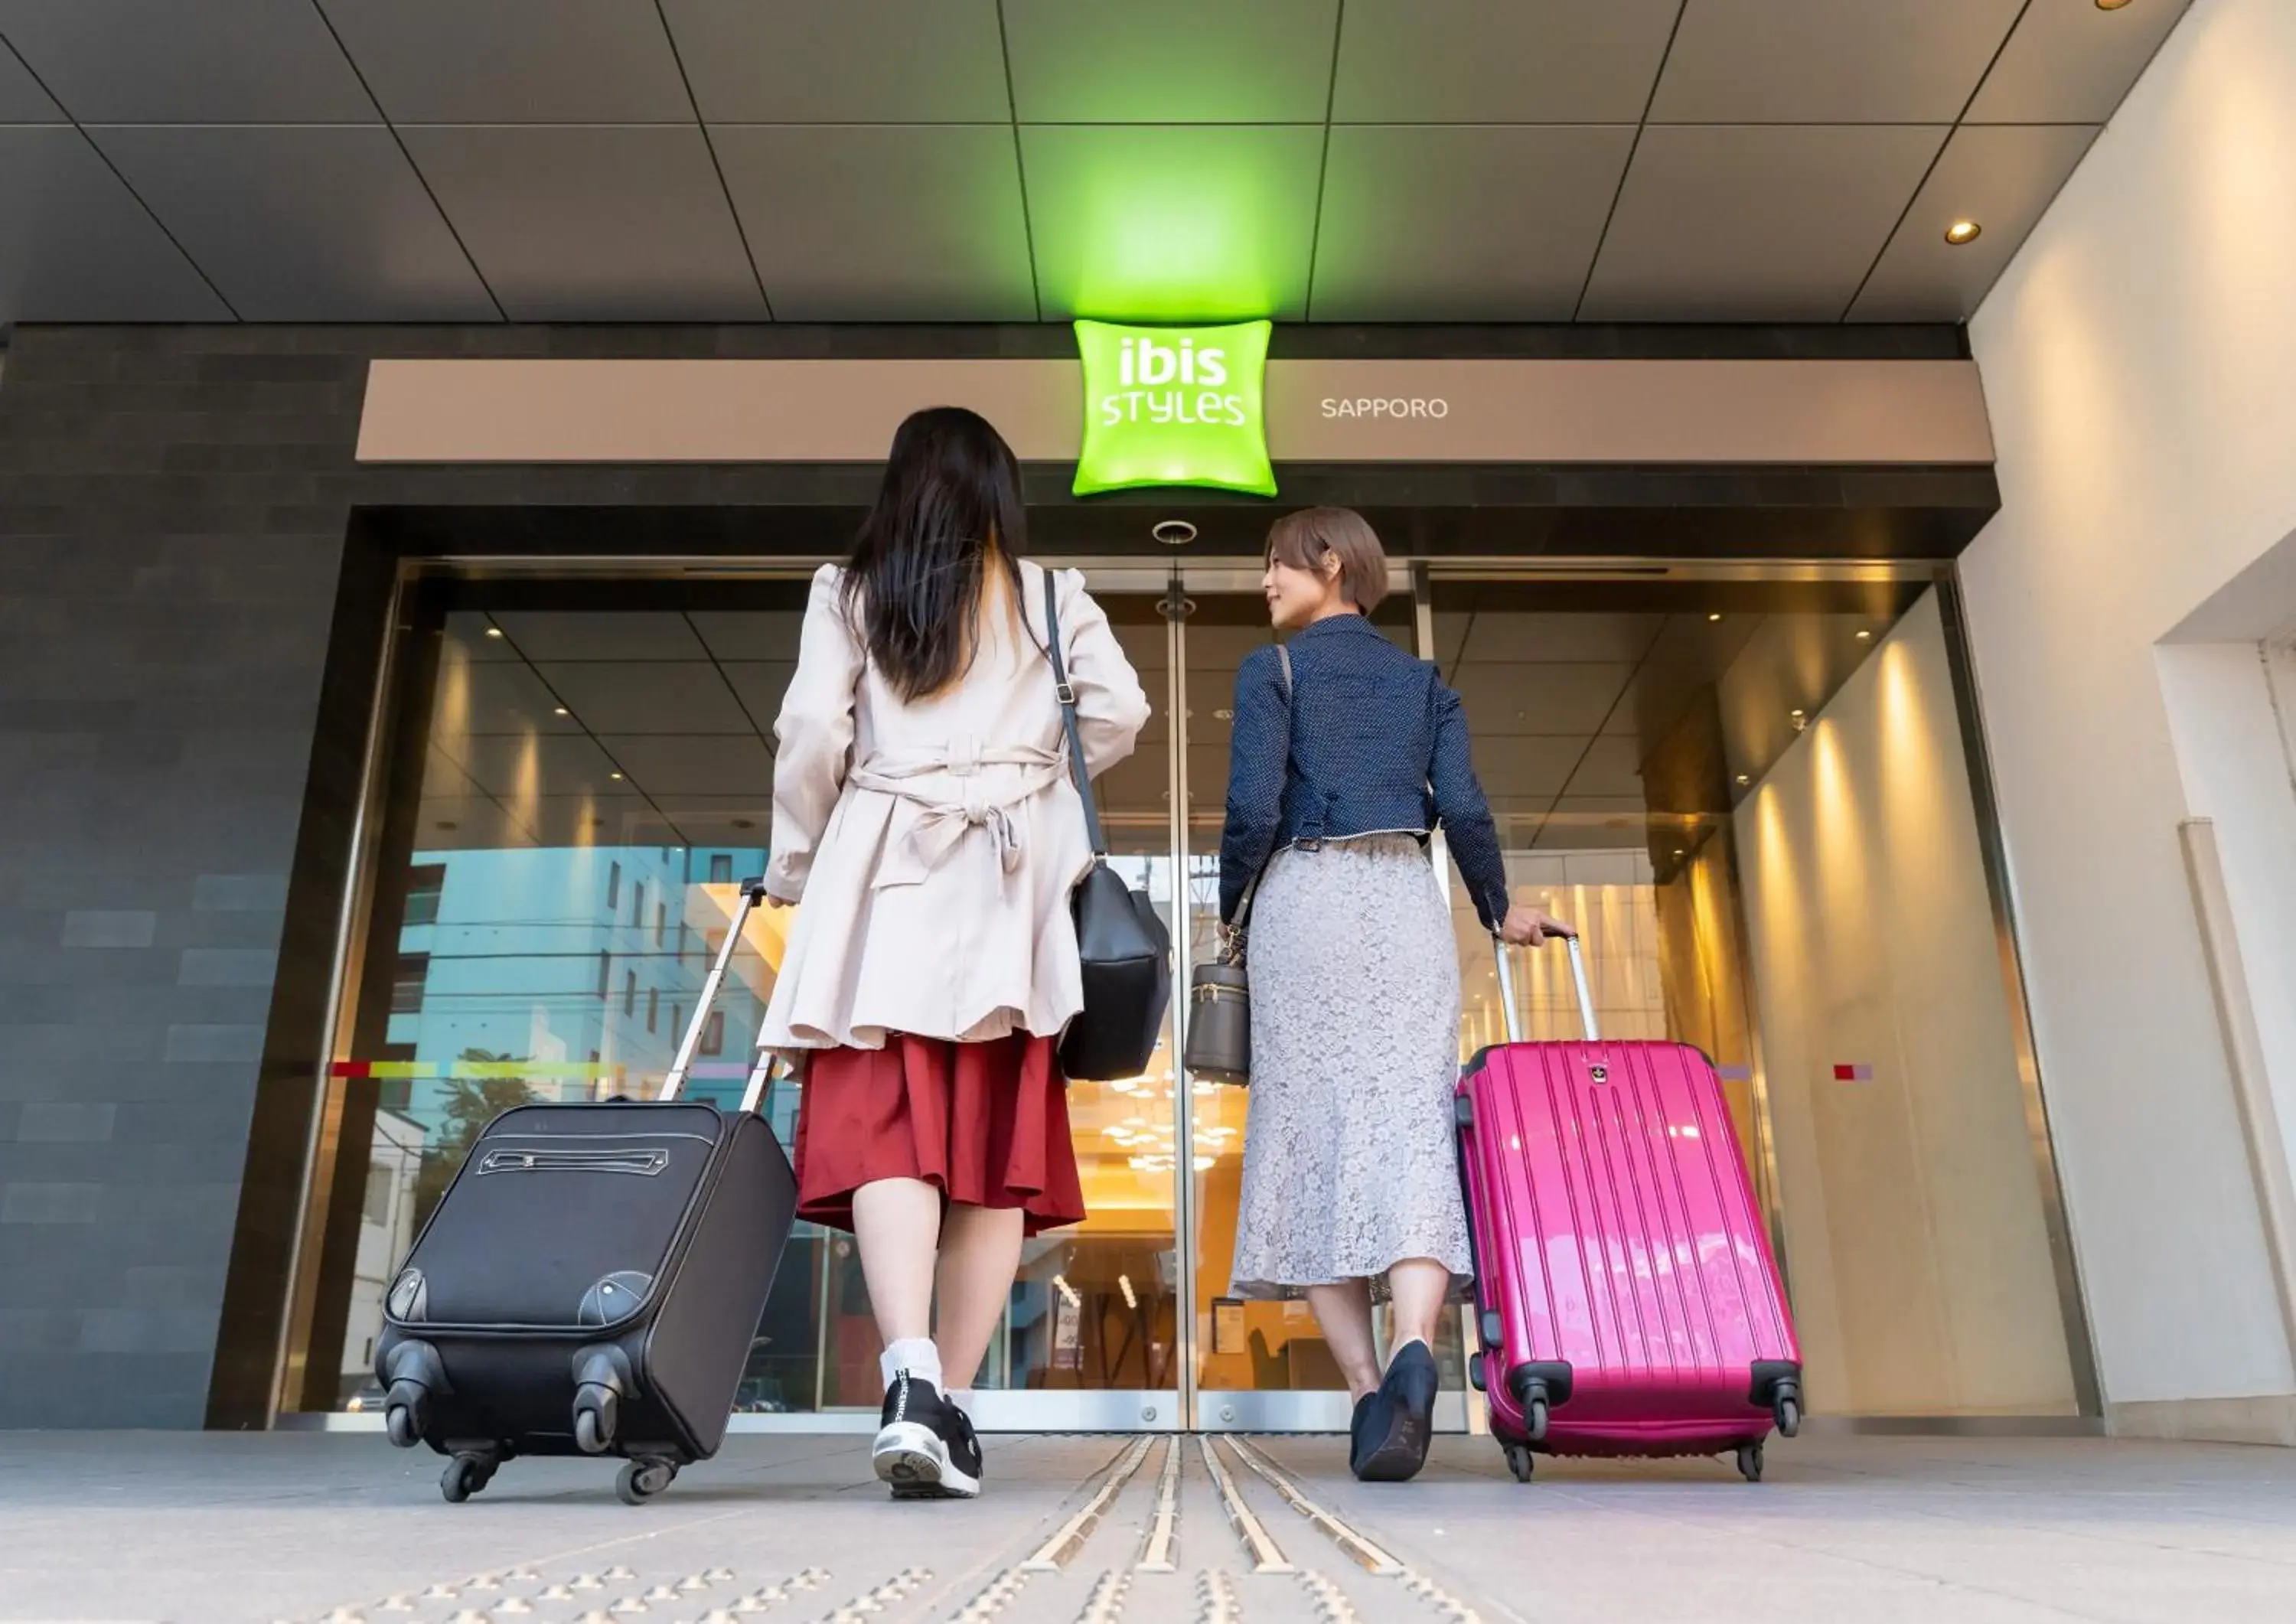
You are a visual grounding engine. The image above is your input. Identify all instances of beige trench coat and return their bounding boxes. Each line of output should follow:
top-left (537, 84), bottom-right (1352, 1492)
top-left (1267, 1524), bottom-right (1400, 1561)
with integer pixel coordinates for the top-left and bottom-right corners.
top-left (759, 561), bottom-right (1150, 1052)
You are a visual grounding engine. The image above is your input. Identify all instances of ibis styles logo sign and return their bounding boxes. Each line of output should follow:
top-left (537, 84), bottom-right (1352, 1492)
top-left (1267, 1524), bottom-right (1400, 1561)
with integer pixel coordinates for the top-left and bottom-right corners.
top-left (1072, 319), bottom-right (1275, 497)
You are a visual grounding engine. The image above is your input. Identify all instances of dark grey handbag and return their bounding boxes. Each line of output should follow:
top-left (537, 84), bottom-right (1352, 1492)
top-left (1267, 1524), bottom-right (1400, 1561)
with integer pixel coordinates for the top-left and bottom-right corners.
top-left (1182, 645), bottom-right (1291, 1087)
top-left (1044, 569), bottom-right (1172, 1083)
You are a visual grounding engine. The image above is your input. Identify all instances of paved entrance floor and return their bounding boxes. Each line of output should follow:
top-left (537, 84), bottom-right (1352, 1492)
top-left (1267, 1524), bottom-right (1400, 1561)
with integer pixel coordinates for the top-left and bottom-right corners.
top-left (1, 1431), bottom-right (2292, 1623)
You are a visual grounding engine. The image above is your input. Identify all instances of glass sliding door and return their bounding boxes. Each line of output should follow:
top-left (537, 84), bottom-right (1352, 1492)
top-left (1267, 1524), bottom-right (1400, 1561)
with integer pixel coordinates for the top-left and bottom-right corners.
top-left (289, 558), bottom-right (2091, 1433)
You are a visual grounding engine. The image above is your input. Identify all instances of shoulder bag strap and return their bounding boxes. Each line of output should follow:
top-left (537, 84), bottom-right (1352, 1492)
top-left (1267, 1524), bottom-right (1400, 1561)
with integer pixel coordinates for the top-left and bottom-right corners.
top-left (1043, 566), bottom-right (1110, 859)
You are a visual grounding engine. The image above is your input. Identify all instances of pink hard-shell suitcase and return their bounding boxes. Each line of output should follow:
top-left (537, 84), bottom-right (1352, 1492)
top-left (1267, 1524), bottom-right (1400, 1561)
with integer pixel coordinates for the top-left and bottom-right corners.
top-left (1454, 935), bottom-right (1802, 1482)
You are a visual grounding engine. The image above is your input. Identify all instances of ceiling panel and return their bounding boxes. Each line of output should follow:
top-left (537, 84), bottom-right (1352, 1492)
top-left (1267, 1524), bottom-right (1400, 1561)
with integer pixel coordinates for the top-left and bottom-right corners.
top-left (1003, 0), bottom-right (1337, 122)
top-left (1331, 0), bottom-right (1678, 123)
top-left (90, 126), bottom-right (494, 321)
top-left (440, 660), bottom-right (586, 737)
top-left (1440, 609), bottom-right (1666, 666)
top-left (686, 611), bottom-right (804, 660)
top-left (664, 0), bottom-right (1009, 122)
top-left (400, 126), bottom-right (767, 321)
top-left (1311, 125), bottom-right (1632, 321)
top-left (1021, 125), bottom-right (1323, 321)
top-left (1561, 735), bottom-right (1646, 798)
top-left (1580, 124), bottom-right (1948, 321)
top-left (1968, 0), bottom-right (2195, 125)
top-left (0, 0), bottom-right (373, 122)
top-left (714, 124), bottom-right (1035, 321)
top-left (537, 661), bottom-right (758, 736)
top-left (1476, 736), bottom-right (1588, 801)
top-left (0, 126), bottom-right (229, 320)
top-left (455, 732), bottom-right (621, 799)
top-left (603, 735), bottom-right (775, 797)
top-left (318, 0), bottom-right (693, 125)
top-left (1851, 124), bottom-right (2099, 322)
top-left (1453, 663), bottom-right (1634, 737)
top-left (716, 664), bottom-right (799, 729)
top-left (0, 38), bottom-right (57, 119)
top-left (490, 611), bottom-right (707, 661)
top-left (639, 795), bottom-right (774, 847)
top-left (1651, 0), bottom-right (2025, 124)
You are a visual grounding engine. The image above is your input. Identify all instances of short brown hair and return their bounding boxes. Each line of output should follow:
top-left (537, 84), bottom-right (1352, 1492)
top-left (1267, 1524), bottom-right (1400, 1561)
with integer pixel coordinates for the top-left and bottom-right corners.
top-left (1265, 507), bottom-right (1389, 611)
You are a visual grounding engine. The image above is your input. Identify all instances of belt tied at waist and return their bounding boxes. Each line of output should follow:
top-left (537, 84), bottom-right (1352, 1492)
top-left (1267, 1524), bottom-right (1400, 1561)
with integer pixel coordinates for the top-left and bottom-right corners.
top-left (850, 739), bottom-right (1068, 889)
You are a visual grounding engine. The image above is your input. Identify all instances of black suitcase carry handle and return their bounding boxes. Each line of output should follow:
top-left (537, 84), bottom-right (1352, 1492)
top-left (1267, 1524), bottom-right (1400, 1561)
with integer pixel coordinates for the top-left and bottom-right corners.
top-left (660, 876), bottom-right (784, 1114)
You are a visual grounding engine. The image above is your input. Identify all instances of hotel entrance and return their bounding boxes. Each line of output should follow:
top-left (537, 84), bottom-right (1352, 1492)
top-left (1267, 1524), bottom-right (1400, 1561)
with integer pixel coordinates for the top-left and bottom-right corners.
top-left (288, 547), bottom-right (2092, 1437)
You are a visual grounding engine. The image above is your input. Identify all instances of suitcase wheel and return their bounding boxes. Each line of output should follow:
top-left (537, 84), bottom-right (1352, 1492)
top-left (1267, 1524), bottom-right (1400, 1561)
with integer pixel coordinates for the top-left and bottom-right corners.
top-left (1503, 1442), bottom-right (1534, 1484)
top-left (1774, 1391), bottom-right (1802, 1439)
top-left (573, 1401), bottom-right (612, 1456)
top-left (1735, 1441), bottom-right (1765, 1483)
top-left (1525, 1393), bottom-right (1549, 1443)
top-left (440, 1452), bottom-right (498, 1504)
top-left (383, 1397), bottom-right (422, 1450)
top-left (616, 1457), bottom-right (678, 1506)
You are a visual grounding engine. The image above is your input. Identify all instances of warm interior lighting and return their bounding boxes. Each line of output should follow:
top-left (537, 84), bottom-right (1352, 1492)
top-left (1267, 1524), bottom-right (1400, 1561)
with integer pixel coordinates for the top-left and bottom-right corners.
top-left (554, 706), bottom-right (569, 716)
top-left (2095, 0), bottom-right (2133, 9)
top-left (1945, 220), bottom-right (1983, 246)
top-left (609, 771), bottom-right (624, 780)
top-left (1118, 1274), bottom-right (1137, 1309)
top-left (1737, 774), bottom-right (1751, 787)
top-left (1856, 629), bottom-right (1874, 641)
top-left (484, 626), bottom-right (504, 638)
top-left (1707, 612), bottom-right (1724, 623)
top-left (1052, 1274), bottom-right (1081, 1309)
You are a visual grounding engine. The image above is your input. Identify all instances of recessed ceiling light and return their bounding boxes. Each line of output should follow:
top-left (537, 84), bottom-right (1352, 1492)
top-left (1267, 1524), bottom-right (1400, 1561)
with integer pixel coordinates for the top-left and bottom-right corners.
top-left (2095, 0), bottom-right (2133, 9)
top-left (1789, 708), bottom-right (1805, 719)
top-left (1707, 612), bottom-right (1724, 623)
top-left (484, 627), bottom-right (504, 638)
top-left (1945, 220), bottom-right (1983, 246)
top-left (609, 771), bottom-right (624, 781)
top-left (553, 706), bottom-right (569, 716)
top-left (1855, 628), bottom-right (1874, 641)
top-left (1672, 849), bottom-right (1686, 859)
top-left (1736, 774), bottom-right (1751, 786)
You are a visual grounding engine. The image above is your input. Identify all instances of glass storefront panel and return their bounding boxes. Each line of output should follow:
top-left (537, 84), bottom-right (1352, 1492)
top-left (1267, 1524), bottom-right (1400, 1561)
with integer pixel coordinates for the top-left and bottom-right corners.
top-left (1434, 579), bottom-right (2082, 1419)
top-left (294, 563), bottom-right (2086, 1430)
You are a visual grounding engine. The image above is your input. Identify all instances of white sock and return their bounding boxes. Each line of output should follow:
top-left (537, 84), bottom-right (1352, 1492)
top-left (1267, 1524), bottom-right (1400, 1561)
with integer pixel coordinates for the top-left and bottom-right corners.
top-left (947, 1388), bottom-right (976, 1418)
top-left (880, 1338), bottom-right (942, 1392)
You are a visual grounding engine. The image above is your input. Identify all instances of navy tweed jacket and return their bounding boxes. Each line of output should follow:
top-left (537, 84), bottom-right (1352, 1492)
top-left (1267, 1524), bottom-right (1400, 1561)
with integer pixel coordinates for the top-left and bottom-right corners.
top-left (1218, 613), bottom-right (1512, 931)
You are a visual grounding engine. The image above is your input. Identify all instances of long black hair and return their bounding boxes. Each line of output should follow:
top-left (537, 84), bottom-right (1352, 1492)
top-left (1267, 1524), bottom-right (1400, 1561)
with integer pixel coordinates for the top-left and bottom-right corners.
top-left (842, 406), bottom-right (1030, 702)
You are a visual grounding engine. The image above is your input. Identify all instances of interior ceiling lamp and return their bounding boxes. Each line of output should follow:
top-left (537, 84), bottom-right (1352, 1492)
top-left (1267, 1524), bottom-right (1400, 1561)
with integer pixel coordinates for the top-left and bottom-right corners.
top-left (2095, 0), bottom-right (2134, 11)
top-left (1945, 220), bottom-right (1983, 246)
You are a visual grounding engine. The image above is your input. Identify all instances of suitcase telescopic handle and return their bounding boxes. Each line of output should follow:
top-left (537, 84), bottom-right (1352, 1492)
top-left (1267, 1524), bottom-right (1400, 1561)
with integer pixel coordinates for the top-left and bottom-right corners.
top-left (1491, 931), bottom-right (1599, 1045)
top-left (661, 876), bottom-right (776, 1110)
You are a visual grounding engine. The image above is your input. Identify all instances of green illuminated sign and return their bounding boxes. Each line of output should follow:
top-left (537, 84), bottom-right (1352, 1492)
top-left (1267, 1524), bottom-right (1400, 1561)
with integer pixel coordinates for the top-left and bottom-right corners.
top-left (1072, 319), bottom-right (1275, 497)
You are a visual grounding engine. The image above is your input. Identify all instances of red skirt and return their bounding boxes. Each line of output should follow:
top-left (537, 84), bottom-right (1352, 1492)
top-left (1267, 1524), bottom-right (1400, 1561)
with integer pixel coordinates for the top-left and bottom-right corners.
top-left (793, 1033), bottom-right (1085, 1236)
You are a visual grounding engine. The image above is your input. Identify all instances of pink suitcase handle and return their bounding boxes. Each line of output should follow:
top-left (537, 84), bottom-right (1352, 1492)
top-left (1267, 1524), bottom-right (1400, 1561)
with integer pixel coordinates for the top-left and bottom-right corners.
top-left (1492, 931), bottom-right (1599, 1043)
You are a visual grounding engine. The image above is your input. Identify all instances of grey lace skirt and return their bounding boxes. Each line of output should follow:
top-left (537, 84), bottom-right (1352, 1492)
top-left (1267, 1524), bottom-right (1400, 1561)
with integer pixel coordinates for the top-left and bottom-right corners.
top-left (1228, 834), bottom-right (1473, 1299)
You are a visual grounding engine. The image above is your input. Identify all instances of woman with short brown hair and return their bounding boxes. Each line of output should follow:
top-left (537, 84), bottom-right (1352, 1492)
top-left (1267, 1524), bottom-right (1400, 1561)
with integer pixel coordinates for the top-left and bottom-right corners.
top-left (1220, 506), bottom-right (1570, 1482)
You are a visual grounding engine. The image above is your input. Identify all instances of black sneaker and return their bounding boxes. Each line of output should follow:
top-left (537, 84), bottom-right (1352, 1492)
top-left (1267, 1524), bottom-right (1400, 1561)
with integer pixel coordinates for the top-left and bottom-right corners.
top-left (1352, 1340), bottom-right (1439, 1482)
top-left (872, 1372), bottom-right (983, 1499)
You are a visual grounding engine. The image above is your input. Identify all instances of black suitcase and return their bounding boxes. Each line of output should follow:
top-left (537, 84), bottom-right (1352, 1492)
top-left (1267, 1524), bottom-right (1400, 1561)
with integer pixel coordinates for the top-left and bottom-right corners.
top-left (374, 879), bottom-right (798, 1505)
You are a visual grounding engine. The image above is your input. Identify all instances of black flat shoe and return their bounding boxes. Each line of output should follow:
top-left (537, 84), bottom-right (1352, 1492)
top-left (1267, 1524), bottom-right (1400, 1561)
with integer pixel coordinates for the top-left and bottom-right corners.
top-left (1347, 1392), bottom-right (1384, 1477)
top-left (1352, 1340), bottom-right (1439, 1482)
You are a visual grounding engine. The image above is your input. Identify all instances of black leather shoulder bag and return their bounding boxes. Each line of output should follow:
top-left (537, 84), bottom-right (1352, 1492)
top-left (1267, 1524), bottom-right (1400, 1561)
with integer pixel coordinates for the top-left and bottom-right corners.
top-left (1043, 569), bottom-right (1172, 1082)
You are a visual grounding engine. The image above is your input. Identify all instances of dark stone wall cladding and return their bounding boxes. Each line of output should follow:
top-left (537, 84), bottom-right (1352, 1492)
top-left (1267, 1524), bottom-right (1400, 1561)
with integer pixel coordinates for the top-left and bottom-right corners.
top-left (0, 321), bottom-right (1977, 1428)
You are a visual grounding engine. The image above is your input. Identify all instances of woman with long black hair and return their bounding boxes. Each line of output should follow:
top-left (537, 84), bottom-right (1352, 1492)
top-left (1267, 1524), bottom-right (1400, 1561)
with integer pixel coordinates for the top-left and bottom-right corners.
top-left (760, 407), bottom-right (1150, 1498)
